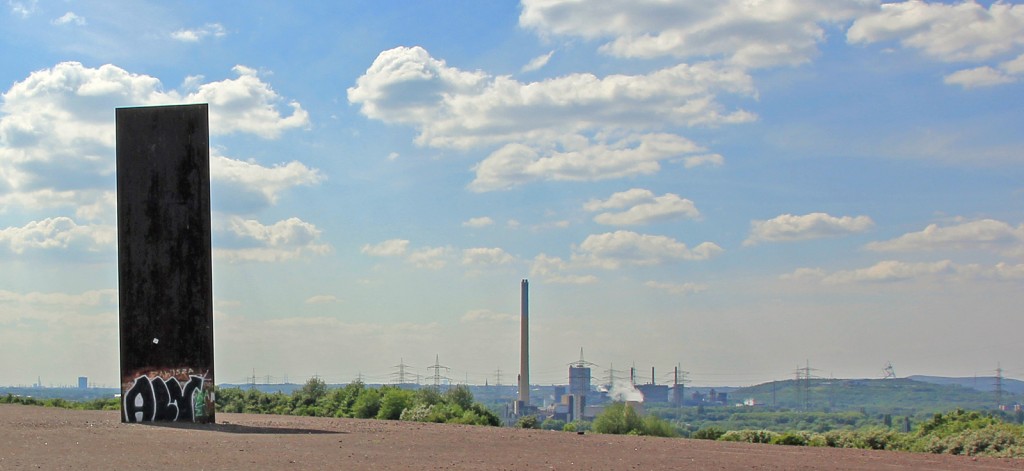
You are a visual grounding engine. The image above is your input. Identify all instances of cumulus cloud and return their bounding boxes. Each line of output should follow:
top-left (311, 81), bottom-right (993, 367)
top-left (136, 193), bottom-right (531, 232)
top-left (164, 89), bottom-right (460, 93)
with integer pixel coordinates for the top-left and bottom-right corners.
top-left (361, 239), bottom-right (410, 257)
top-left (215, 216), bottom-right (330, 263)
top-left (51, 12), bottom-right (85, 26)
top-left (189, 65), bottom-right (310, 138)
top-left (943, 53), bottom-right (1024, 88)
top-left (572, 230), bottom-right (722, 269)
top-left (349, 46), bottom-right (755, 191)
top-left (520, 0), bottom-right (876, 68)
top-left (461, 216), bottom-right (494, 228)
top-left (530, 253), bottom-right (599, 284)
top-left (584, 188), bottom-right (699, 225)
top-left (461, 247), bottom-right (514, 266)
top-left (171, 23), bottom-right (227, 42)
top-left (0, 217), bottom-right (114, 254)
top-left (744, 212), bottom-right (874, 246)
top-left (865, 219), bottom-right (1024, 256)
top-left (849, 1), bottom-right (1024, 86)
top-left (848, 1), bottom-right (1024, 62)
top-left (210, 154), bottom-right (323, 213)
top-left (0, 62), bottom-right (310, 215)
top-left (469, 134), bottom-right (717, 192)
top-left (407, 246), bottom-right (449, 269)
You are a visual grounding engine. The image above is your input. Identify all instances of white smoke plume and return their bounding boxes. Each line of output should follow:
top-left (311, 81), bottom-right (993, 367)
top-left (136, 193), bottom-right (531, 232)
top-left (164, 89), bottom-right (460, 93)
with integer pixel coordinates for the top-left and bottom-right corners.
top-left (608, 379), bottom-right (644, 402)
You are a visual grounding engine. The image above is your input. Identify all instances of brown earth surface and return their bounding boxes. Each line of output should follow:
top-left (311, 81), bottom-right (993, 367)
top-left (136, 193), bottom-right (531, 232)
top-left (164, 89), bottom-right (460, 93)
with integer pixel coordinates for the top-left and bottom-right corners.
top-left (3, 404), bottom-right (1024, 470)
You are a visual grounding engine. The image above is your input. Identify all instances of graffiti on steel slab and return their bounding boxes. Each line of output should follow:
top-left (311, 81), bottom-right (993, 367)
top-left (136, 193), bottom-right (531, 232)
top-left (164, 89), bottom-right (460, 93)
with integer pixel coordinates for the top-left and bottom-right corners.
top-left (122, 369), bottom-right (213, 423)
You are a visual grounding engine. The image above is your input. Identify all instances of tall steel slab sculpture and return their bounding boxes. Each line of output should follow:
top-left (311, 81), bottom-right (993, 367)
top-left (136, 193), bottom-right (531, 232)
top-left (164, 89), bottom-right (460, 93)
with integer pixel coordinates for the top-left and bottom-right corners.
top-left (116, 104), bottom-right (215, 423)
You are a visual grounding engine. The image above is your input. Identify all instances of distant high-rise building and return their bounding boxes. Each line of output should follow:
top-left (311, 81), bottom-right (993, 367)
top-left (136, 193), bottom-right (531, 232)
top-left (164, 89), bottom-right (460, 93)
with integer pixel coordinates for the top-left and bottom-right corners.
top-left (78, 376), bottom-right (88, 389)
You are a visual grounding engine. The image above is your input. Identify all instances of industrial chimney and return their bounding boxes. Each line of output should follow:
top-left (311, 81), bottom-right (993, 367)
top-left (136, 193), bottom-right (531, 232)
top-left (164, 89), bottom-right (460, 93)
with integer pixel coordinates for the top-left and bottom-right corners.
top-left (519, 279), bottom-right (530, 406)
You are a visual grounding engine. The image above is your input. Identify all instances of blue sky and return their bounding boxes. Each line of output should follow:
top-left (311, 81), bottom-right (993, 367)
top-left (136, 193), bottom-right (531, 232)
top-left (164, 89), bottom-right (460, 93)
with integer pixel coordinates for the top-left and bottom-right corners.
top-left (2, 0), bottom-right (1023, 388)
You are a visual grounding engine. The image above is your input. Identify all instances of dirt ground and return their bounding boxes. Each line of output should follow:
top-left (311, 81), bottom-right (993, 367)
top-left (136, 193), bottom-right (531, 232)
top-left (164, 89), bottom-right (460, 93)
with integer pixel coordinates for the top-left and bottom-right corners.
top-left (2, 405), bottom-right (1023, 470)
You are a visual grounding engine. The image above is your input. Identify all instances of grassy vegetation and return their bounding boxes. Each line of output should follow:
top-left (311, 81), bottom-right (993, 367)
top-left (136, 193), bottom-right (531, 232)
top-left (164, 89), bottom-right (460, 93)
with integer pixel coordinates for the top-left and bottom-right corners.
top-left (214, 379), bottom-right (501, 426)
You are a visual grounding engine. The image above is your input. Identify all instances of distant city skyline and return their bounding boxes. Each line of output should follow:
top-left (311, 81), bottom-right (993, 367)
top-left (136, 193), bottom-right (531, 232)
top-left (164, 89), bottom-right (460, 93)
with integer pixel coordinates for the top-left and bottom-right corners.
top-left (1, 1), bottom-right (1023, 388)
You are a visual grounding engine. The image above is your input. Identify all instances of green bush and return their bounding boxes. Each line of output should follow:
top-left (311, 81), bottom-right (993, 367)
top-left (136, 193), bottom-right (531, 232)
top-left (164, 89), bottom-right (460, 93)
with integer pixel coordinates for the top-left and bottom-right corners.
top-left (720, 429), bottom-right (779, 444)
top-left (541, 418), bottom-right (566, 431)
top-left (923, 424), bottom-right (1024, 457)
top-left (516, 415), bottom-right (539, 429)
top-left (376, 388), bottom-right (414, 420)
top-left (692, 426), bottom-right (725, 440)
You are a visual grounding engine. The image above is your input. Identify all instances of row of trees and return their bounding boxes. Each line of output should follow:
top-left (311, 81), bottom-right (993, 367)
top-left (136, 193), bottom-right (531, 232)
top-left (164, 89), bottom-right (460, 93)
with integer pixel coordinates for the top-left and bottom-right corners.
top-left (692, 409), bottom-right (1024, 458)
top-left (215, 379), bottom-right (501, 426)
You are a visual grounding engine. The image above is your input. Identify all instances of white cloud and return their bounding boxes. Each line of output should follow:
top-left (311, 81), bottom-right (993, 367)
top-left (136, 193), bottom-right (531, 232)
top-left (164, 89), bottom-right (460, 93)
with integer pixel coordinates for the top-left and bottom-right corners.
top-left (407, 246), bottom-right (449, 270)
top-left (461, 247), bottom-right (514, 266)
top-left (0, 62), bottom-right (310, 215)
top-left (0, 217), bottom-right (114, 254)
top-left (215, 216), bottom-right (330, 263)
top-left (0, 288), bottom-right (116, 307)
top-left (350, 46), bottom-right (755, 149)
top-left (584, 188), bottom-right (699, 225)
top-left (210, 154), bottom-right (323, 212)
top-left (865, 219), bottom-right (1024, 256)
top-left (787, 260), bottom-right (1024, 285)
top-left (361, 239), bottom-right (410, 257)
top-left (848, 1), bottom-right (1024, 63)
top-left (469, 134), bottom-right (712, 192)
top-left (681, 153), bottom-right (725, 169)
top-left (461, 216), bottom-right (494, 228)
top-left (782, 261), bottom-right (951, 284)
top-left (520, 0), bottom-right (876, 68)
top-left (349, 46), bottom-right (755, 191)
top-left (943, 52), bottom-right (1024, 89)
top-left (8, 0), bottom-right (36, 18)
top-left (460, 309), bottom-right (517, 323)
top-left (744, 212), bottom-right (874, 246)
top-left (305, 295), bottom-right (341, 305)
top-left (529, 253), bottom-right (599, 284)
top-left (944, 66), bottom-right (1017, 88)
top-left (51, 12), bottom-right (85, 26)
top-left (521, 51), bottom-right (555, 73)
top-left (188, 65), bottom-right (310, 138)
top-left (171, 23), bottom-right (227, 42)
top-left (572, 230), bottom-right (722, 269)
top-left (644, 280), bottom-right (708, 295)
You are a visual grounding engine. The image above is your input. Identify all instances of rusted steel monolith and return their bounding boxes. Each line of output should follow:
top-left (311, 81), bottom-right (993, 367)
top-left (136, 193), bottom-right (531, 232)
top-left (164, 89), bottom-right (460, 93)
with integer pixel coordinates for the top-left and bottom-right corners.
top-left (116, 104), bottom-right (215, 423)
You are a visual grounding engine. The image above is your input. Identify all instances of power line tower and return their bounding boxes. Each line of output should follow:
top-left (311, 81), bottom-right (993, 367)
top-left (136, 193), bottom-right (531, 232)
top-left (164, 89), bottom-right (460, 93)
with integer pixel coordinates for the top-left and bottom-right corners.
top-left (428, 354), bottom-right (450, 391)
top-left (392, 358), bottom-right (413, 386)
top-left (495, 368), bottom-right (502, 388)
top-left (604, 363), bottom-right (622, 391)
top-left (794, 360), bottom-right (819, 410)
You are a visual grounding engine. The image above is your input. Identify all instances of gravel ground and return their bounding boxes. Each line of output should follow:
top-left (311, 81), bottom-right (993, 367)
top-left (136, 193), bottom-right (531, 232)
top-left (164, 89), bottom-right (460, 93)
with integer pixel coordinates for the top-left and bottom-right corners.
top-left (2, 404), bottom-right (1023, 470)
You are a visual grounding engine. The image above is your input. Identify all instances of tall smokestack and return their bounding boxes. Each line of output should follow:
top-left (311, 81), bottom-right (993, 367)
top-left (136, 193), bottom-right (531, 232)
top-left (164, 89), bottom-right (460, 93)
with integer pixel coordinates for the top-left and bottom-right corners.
top-left (519, 279), bottom-right (530, 406)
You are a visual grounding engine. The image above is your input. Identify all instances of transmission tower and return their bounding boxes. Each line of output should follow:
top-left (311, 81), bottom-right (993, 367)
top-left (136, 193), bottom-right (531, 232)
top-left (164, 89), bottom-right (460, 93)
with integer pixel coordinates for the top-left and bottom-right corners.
top-left (604, 363), bottom-right (622, 390)
top-left (495, 368), bottom-right (502, 388)
top-left (392, 358), bottom-right (413, 386)
top-left (794, 360), bottom-right (819, 410)
top-left (428, 354), bottom-right (450, 391)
